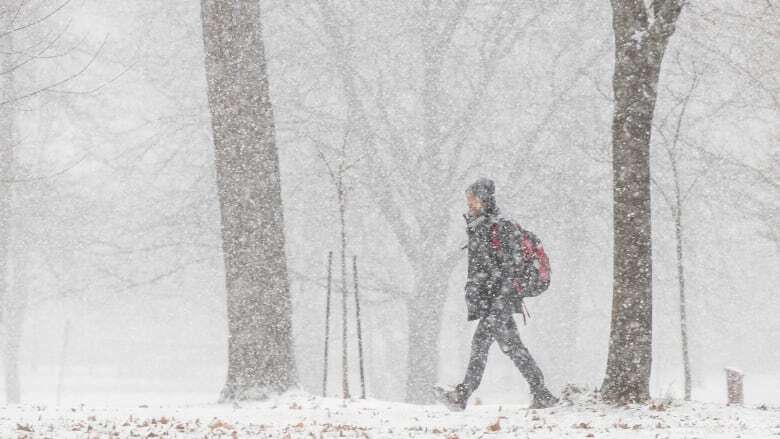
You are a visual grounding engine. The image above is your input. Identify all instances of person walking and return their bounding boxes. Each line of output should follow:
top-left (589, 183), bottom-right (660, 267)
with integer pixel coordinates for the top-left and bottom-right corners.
top-left (437, 178), bottom-right (558, 410)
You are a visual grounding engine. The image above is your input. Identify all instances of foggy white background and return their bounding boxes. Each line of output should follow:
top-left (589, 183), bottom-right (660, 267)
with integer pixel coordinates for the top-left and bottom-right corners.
top-left (3, 0), bottom-right (777, 406)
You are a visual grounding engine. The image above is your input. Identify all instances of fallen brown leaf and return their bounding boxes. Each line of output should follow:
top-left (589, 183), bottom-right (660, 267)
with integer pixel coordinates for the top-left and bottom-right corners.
top-left (210, 419), bottom-right (234, 430)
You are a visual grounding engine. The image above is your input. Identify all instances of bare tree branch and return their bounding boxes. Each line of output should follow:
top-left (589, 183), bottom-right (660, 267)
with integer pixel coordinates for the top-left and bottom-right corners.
top-left (0, 35), bottom-right (107, 106)
top-left (0, 0), bottom-right (73, 38)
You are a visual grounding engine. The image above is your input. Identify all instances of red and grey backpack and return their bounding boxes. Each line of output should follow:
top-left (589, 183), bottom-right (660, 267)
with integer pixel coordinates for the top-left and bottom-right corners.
top-left (489, 220), bottom-right (551, 298)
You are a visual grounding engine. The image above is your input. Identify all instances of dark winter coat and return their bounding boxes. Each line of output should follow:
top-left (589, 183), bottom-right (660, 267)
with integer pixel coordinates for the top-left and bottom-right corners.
top-left (464, 214), bottom-right (524, 321)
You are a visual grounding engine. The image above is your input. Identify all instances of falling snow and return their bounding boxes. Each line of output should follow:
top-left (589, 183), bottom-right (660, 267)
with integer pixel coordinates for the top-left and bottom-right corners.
top-left (0, 0), bottom-right (777, 437)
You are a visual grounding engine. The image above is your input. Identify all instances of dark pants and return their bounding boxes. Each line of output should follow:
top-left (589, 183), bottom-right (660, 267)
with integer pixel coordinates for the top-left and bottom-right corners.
top-left (461, 310), bottom-right (545, 398)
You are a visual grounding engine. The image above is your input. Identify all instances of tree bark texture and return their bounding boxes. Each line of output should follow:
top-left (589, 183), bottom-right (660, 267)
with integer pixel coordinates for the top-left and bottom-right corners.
top-left (405, 267), bottom-right (447, 404)
top-left (200, 0), bottom-right (296, 401)
top-left (602, 0), bottom-right (683, 404)
top-left (404, 240), bottom-right (451, 404)
top-left (402, 2), bottom-right (462, 403)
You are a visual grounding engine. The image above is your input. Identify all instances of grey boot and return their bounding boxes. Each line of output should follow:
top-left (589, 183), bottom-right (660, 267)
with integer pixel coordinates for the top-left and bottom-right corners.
top-left (438, 384), bottom-right (468, 411)
top-left (529, 388), bottom-right (559, 409)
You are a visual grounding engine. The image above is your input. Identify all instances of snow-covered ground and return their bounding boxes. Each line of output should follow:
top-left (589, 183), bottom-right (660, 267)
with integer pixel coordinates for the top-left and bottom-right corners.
top-left (2, 390), bottom-right (778, 438)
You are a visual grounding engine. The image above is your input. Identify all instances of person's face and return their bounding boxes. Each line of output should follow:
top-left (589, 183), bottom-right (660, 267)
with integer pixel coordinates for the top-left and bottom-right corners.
top-left (466, 192), bottom-right (483, 217)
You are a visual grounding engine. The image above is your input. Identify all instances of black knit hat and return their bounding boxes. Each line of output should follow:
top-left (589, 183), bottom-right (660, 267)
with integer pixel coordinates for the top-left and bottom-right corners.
top-left (466, 178), bottom-right (498, 215)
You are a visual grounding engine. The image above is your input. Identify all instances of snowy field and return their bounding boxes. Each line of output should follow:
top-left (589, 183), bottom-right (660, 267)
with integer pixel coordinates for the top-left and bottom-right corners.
top-left (2, 390), bottom-right (779, 438)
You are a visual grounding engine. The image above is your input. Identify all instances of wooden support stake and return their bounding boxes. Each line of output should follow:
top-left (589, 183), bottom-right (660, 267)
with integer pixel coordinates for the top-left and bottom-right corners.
top-left (353, 255), bottom-right (366, 399)
top-left (724, 367), bottom-right (744, 405)
top-left (322, 252), bottom-right (333, 397)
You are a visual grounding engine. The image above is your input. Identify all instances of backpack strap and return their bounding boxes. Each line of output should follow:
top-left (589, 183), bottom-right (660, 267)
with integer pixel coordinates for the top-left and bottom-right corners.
top-left (493, 221), bottom-right (533, 324)
top-left (489, 222), bottom-right (502, 251)
top-left (521, 300), bottom-right (531, 325)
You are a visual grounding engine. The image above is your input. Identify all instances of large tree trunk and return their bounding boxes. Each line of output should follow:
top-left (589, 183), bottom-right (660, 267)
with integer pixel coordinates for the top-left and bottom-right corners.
top-left (405, 260), bottom-right (450, 404)
top-left (200, 0), bottom-right (296, 401)
top-left (602, 0), bottom-right (683, 404)
top-left (402, 200), bottom-right (458, 404)
top-left (402, 3), bottom-right (454, 404)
